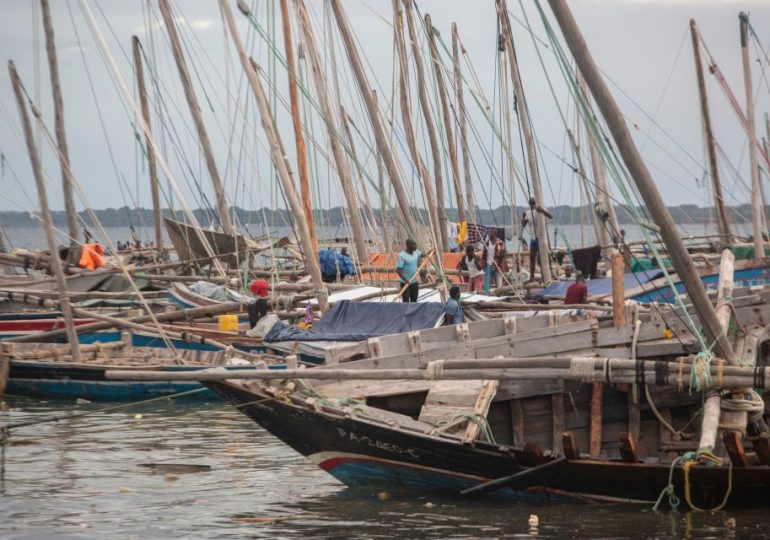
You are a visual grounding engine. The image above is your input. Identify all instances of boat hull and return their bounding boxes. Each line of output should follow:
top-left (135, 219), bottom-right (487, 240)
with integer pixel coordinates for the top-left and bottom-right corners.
top-left (207, 381), bottom-right (770, 507)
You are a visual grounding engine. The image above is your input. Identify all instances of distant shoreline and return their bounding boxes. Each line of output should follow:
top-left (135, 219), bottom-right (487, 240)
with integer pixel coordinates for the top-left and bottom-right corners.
top-left (0, 204), bottom-right (758, 228)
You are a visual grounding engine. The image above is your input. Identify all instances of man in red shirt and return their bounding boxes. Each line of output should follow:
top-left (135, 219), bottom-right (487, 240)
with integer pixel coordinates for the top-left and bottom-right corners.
top-left (564, 275), bottom-right (588, 305)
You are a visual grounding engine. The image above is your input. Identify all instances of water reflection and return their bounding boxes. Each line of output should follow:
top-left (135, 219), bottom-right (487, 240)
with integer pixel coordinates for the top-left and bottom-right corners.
top-left (0, 396), bottom-right (763, 539)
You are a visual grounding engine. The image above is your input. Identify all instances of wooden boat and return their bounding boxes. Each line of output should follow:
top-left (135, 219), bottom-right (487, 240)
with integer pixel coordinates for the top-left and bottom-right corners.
top-left (164, 217), bottom-right (290, 267)
top-left (2, 341), bottom-right (266, 401)
top-left (195, 288), bottom-right (770, 507)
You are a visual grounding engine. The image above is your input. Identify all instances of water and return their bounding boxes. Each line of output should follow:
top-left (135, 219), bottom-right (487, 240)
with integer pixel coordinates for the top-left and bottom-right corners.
top-left (1, 396), bottom-right (768, 539)
top-left (1, 222), bottom-right (756, 252)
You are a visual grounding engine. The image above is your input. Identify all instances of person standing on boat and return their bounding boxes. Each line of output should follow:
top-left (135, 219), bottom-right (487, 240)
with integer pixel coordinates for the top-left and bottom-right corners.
top-left (396, 238), bottom-right (423, 303)
top-left (564, 274), bottom-right (588, 305)
top-left (461, 244), bottom-right (485, 293)
top-left (248, 279), bottom-right (270, 328)
top-left (444, 285), bottom-right (464, 325)
top-left (483, 228), bottom-right (508, 294)
top-left (521, 197), bottom-right (553, 282)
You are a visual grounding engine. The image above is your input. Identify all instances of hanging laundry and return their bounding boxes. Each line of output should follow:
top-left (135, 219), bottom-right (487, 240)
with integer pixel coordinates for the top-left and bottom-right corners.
top-left (571, 245), bottom-right (602, 279)
top-left (457, 221), bottom-right (468, 244)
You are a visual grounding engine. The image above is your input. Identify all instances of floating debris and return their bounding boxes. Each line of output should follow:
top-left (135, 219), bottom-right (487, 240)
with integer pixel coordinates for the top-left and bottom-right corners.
top-left (139, 463), bottom-right (211, 474)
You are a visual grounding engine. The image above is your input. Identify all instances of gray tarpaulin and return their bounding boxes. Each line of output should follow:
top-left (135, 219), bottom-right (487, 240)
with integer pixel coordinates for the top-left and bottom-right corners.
top-left (264, 300), bottom-right (446, 342)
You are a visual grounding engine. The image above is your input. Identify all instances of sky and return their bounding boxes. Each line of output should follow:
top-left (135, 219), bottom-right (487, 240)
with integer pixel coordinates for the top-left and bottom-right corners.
top-left (0, 0), bottom-right (769, 224)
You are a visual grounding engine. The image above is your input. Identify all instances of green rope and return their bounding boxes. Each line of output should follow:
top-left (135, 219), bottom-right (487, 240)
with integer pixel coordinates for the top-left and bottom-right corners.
top-left (653, 453), bottom-right (693, 511)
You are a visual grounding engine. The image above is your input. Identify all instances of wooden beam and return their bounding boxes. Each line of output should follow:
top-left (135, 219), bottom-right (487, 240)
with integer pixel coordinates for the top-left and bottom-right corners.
top-left (562, 431), bottom-right (579, 460)
top-left (158, 0), bottom-right (232, 234)
top-left (329, 0), bottom-right (418, 238)
top-left (740, 13), bottom-right (764, 261)
top-left (548, 0), bottom-right (735, 364)
top-left (293, 0), bottom-right (368, 261)
top-left (723, 431), bottom-right (749, 467)
top-left (618, 432), bottom-right (638, 463)
top-left (551, 393), bottom-right (565, 455)
top-left (451, 23), bottom-right (476, 221)
top-left (279, 0), bottom-right (317, 261)
top-left (40, 0), bottom-right (78, 245)
top-left (8, 61), bottom-right (81, 364)
top-left (132, 36), bottom-right (164, 260)
top-left (219, 0), bottom-right (327, 311)
top-left (690, 19), bottom-right (731, 242)
top-left (426, 14), bottom-right (465, 223)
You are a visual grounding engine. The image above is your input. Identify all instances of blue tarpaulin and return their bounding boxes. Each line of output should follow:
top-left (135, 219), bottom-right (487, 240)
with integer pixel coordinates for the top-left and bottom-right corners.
top-left (535, 270), bottom-right (664, 300)
top-left (319, 249), bottom-right (356, 279)
top-left (264, 300), bottom-right (446, 342)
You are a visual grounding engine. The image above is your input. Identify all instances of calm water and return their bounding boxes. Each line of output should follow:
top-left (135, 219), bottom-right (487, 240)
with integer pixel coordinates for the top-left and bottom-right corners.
top-left (1, 395), bottom-right (768, 539)
top-left (1, 222), bottom-right (758, 251)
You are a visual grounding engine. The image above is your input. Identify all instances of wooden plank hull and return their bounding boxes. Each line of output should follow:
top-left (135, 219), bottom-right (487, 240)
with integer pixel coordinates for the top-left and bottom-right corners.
top-left (207, 380), bottom-right (770, 507)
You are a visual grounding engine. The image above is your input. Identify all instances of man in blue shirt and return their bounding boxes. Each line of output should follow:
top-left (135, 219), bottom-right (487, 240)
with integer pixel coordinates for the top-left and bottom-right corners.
top-left (444, 285), bottom-right (464, 325)
top-left (396, 238), bottom-right (423, 302)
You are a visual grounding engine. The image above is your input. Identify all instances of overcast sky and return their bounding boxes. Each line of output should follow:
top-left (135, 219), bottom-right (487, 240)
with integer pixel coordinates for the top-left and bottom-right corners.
top-left (0, 0), bottom-right (769, 223)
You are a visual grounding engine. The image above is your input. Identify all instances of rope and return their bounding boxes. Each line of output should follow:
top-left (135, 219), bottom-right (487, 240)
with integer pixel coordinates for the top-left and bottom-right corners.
top-left (653, 451), bottom-right (733, 512)
top-left (568, 357), bottom-right (594, 382)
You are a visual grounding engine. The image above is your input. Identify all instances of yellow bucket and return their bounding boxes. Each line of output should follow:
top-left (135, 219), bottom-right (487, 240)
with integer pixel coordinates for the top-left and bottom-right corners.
top-left (218, 314), bottom-right (239, 332)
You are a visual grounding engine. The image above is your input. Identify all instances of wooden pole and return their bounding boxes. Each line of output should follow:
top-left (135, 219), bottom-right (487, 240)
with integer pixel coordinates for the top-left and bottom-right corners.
top-left (292, 0), bottom-right (368, 262)
top-left (374, 94), bottom-right (392, 251)
top-left (158, 0), bottom-right (232, 235)
top-left (426, 14), bottom-right (466, 224)
top-left (40, 0), bottom-right (79, 245)
top-left (497, 0), bottom-right (552, 283)
top-left (392, 0), bottom-right (442, 254)
top-left (578, 76), bottom-right (619, 246)
top-left (279, 0), bottom-right (317, 261)
top-left (698, 249), bottom-right (737, 457)
top-left (403, 1), bottom-right (448, 253)
top-left (329, 0), bottom-right (418, 240)
top-left (452, 23), bottom-right (476, 222)
top-left (219, 0), bottom-right (327, 311)
top-left (690, 20), bottom-right (732, 243)
top-left (740, 13), bottom-right (763, 260)
top-left (548, 0), bottom-right (735, 364)
top-left (132, 36), bottom-right (164, 260)
top-left (8, 61), bottom-right (82, 364)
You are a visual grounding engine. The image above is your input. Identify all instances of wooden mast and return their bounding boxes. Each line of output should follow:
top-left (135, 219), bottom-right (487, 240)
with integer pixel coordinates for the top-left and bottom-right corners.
top-left (740, 12), bottom-right (764, 260)
top-left (292, 0), bottom-right (368, 261)
top-left (219, 0), bottom-right (327, 311)
top-left (132, 36), bottom-right (164, 260)
top-left (690, 20), bottom-right (731, 244)
top-left (329, 0), bottom-right (419, 241)
top-left (497, 0), bottom-right (552, 283)
top-left (279, 0), bottom-right (317, 261)
top-left (578, 76), bottom-right (619, 247)
top-left (403, 0), bottom-right (448, 253)
top-left (548, 0), bottom-right (735, 363)
top-left (9, 61), bottom-right (82, 363)
top-left (158, 0), bottom-right (233, 235)
top-left (392, 0), bottom-right (442, 254)
top-left (426, 14), bottom-right (466, 224)
top-left (452, 23), bottom-right (476, 222)
top-left (40, 0), bottom-right (78, 245)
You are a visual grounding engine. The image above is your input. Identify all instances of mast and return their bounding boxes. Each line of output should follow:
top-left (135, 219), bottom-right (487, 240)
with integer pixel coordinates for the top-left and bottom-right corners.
top-left (329, 0), bottom-right (418, 241)
top-left (158, 0), bottom-right (233, 235)
top-left (403, 1), bottom-right (448, 253)
top-left (291, 0), bottom-right (368, 261)
top-left (452, 23), bottom-right (476, 222)
top-left (740, 12), bottom-right (764, 260)
top-left (690, 20), bottom-right (731, 243)
top-left (219, 0), bottom-right (327, 311)
top-left (40, 0), bottom-right (78, 245)
top-left (579, 76), bottom-right (619, 247)
top-left (279, 0), bottom-right (317, 260)
top-left (373, 93), bottom-right (392, 251)
top-left (132, 36), bottom-right (164, 260)
top-left (9, 60), bottom-right (82, 363)
top-left (392, 0), bottom-right (442, 254)
top-left (497, 0), bottom-right (552, 283)
top-left (426, 14), bottom-right (466, 224)
top-left (548, 0), bottom-right (735, 363)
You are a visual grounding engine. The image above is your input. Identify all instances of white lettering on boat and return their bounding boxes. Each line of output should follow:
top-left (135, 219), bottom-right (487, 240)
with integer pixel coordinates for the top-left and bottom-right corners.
top-left (334, 428), bottom-right (419, 458)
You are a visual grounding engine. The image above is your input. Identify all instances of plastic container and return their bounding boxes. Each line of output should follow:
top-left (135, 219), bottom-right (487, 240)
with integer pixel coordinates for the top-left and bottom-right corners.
top-left (218, 314), bottom-right (239, 332)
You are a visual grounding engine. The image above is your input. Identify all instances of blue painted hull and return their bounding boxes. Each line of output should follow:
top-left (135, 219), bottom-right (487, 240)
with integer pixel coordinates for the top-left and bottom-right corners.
top-left (5, 379), bottom-right (211, 401)
top-left (631, 265), bottom-right (770, 304)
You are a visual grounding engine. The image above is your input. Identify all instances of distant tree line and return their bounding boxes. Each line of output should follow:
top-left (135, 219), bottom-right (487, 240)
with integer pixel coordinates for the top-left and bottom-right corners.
top-left (0, 203), bottom-right (758, 228)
